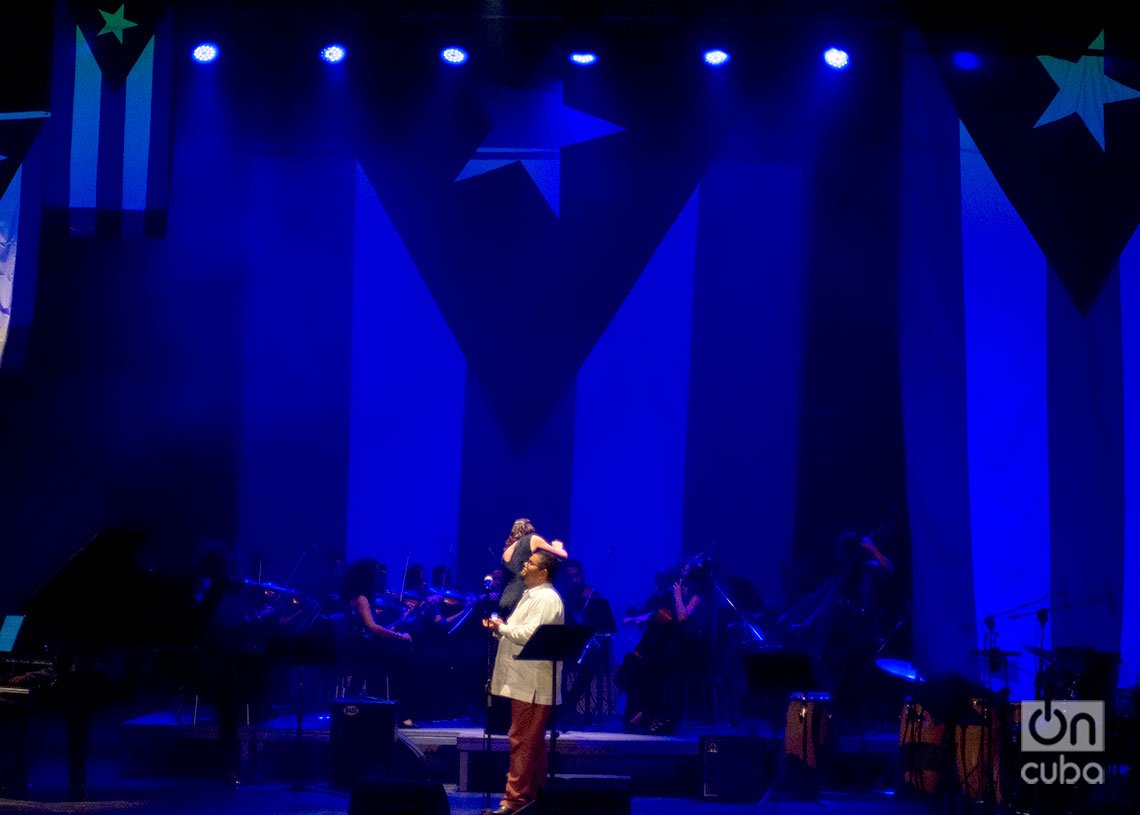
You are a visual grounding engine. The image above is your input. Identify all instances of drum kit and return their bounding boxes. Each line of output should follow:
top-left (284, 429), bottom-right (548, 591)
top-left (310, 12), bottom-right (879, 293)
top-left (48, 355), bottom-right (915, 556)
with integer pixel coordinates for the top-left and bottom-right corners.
top-left (886, 663), bottom-right (1016, 804)
top-left (877, 640), bottom-right (1124, 808)
top-left (784, 691), bottom-right (833, 781)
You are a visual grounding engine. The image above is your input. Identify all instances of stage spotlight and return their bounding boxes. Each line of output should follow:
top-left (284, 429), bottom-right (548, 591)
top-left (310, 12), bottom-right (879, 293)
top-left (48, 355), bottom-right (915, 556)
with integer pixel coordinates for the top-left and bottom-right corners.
top-left (703, 49), bottom-right (731, 67)
top-left (320, 44), bottom-right (347, 64)
top-left (952, 51), bottom-right (980, 70)
top-left (191, 42), bottom-right (220, 64)
top-left (440, 47), bottom-right (468, 66)
top-left (823, 47), bottom-right (849, 71)
top-left (569, 52), bottom-right (598, 66)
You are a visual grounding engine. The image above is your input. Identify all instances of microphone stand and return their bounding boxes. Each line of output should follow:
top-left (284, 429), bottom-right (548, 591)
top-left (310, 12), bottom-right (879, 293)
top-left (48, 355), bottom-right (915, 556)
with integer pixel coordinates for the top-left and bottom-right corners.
top-left (483, 605), bottom-right (498, 813)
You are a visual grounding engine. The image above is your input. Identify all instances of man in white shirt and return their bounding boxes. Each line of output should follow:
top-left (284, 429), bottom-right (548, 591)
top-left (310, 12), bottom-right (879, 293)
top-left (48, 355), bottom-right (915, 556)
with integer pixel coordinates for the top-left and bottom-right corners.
top-left (482, 549), bottom-right (565, 815)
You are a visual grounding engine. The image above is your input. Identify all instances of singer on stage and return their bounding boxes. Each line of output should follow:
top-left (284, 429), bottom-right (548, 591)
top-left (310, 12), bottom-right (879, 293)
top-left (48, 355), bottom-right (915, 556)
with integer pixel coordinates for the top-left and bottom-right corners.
top-left (482, 550), bottom-right (564, 815)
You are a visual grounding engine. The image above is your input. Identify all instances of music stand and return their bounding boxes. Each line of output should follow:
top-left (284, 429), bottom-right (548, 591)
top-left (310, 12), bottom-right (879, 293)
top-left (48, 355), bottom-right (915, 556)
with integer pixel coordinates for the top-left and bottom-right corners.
top-left (739, 646), bottom-right (820, 804)
top-left (513, 624), bottom-right (595, 779)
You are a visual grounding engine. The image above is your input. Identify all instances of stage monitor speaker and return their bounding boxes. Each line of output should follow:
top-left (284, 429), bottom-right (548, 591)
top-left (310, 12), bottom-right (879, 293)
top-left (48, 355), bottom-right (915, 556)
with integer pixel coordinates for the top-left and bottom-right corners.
top-left (701, 735), bottom-right (773, 801)
top-left (349, 778), bottom-right (449, 815)
top-left (330, 698), bottom-right (397, 791)
top-left (537, 775), bottom-right (631, 815)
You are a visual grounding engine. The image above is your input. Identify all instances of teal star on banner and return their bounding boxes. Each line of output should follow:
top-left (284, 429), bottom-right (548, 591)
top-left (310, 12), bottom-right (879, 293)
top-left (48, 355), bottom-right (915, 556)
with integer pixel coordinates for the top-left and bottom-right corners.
top-left (1034, 31), bottom-right (1140, 150)
top-left (98, 4), bottom-right (138, 44)
top-left (456, 81), bottom-right (623, 216)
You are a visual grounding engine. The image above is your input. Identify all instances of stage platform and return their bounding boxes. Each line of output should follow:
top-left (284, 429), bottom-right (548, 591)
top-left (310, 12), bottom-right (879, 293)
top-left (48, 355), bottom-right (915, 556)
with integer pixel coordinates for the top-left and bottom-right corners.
top-left (119, 710), bottom-right (900, 796)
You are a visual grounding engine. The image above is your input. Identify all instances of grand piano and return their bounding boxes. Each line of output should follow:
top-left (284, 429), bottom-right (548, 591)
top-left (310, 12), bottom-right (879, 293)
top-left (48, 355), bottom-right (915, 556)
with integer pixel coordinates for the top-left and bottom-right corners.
top-left (1, 529), bottom-right (338, 796)
top-left (1, 529), bottom-right (195, 797)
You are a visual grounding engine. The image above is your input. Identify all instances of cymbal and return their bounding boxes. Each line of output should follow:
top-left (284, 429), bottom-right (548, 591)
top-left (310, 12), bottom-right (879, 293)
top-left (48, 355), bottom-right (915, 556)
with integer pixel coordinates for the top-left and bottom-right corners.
top-left (970, 648), bottom-right (1021, 657)
top-left (1024, 645), bottom-right (1054, 661)
top-left (875, 658), bottom-right (925, 683)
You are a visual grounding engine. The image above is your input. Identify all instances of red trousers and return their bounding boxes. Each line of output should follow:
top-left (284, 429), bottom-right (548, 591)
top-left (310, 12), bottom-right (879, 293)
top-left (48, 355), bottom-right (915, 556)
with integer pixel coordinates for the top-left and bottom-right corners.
top-left (502, 698), bottom-right (551, 810)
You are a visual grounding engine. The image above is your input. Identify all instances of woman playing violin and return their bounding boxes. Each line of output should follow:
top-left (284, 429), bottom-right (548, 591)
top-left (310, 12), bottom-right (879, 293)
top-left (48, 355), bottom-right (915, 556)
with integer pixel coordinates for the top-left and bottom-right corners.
top-left (341, 558), bottom-right (413, 644)
top-left (338, 558), bottom-right (420, 727)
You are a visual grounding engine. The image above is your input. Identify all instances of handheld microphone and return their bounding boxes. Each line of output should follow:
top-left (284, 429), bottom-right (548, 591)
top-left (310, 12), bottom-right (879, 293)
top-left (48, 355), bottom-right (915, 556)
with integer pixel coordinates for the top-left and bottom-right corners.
top-left (484, 574), bottom-right (494, 590)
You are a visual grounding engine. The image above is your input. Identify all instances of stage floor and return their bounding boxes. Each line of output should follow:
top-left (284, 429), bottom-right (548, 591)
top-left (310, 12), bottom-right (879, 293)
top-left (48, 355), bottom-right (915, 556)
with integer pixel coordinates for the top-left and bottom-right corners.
top-left (0, 784), bottom-right (923, 815)
top-left (113, 709), bottom-right (900, 800)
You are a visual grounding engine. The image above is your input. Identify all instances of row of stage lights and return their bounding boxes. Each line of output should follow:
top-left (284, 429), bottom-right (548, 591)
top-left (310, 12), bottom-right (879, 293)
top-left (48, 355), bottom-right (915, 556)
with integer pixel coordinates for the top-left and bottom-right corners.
top-left (190, 42), bottom-right (853, 71)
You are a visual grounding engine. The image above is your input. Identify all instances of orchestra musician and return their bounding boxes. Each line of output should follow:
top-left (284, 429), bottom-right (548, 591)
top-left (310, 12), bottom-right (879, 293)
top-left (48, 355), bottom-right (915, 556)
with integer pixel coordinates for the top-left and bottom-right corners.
top-left (188, 540), bottom-right (269, 784)
top-left (619, 557), bottom-right (712, 734)
top-left (778, 531), bottom-right (898, 696)
top-left (498, 519), bottom-right (568, 615)
top-left (338, 558), bottom-right (418, 727)
top-left (561, 559), bottom-right (616, 725)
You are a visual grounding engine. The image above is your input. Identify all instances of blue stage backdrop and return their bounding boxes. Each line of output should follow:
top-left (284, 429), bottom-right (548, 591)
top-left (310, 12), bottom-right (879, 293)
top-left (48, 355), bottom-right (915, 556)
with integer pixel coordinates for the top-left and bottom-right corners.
top-left (2, 6), bottom-right (1139, 697)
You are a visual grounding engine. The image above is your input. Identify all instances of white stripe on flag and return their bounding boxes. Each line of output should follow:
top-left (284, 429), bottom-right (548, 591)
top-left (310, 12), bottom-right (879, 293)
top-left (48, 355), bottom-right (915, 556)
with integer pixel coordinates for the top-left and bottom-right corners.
top-left (961, 122), bottom-right (1051, 701)
top-left (123, 36), bottom-right (155, 212)
top-left (69, 26), bottom-right (101, 211)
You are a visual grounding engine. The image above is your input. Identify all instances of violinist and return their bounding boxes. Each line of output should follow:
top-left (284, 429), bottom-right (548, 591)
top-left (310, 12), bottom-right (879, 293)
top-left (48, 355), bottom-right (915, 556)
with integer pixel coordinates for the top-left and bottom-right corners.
top-left (341, 559), bottom-right (413, 646)
top-left (338, 558), bottom-right (419, 727)
top-left (428, 564), bottom-right (476, 630)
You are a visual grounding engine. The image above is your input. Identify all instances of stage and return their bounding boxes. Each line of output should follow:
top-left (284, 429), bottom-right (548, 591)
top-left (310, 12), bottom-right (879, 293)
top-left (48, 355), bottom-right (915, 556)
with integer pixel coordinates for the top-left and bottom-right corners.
top-left (1, 700), bottom-right (1132, 813)
top-left (0, 786), bottom-right (922, 815)
top-left (116, 708), bottom-right (899, 797)
top-left (3, 706), bottom-right (915, 815)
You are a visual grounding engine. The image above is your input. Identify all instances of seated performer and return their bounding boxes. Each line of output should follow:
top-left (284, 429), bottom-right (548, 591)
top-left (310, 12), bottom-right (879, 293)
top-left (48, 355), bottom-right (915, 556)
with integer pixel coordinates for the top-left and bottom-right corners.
top-left (338, 558), bottom-right (417, 726)
top-left (482, 550), bottom-right (565, 815)
top-left (561, 559), bottom-right (616, 724)
top-left (619, 557), bottom-right (711, 733)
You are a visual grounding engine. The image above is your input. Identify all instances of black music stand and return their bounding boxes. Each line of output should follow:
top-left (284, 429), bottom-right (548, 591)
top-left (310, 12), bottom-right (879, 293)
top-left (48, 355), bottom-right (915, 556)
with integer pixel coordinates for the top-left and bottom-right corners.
top-left (739, 646), bottom-right (821, 805)
top-left (513, 624), bottom-right (595, 779)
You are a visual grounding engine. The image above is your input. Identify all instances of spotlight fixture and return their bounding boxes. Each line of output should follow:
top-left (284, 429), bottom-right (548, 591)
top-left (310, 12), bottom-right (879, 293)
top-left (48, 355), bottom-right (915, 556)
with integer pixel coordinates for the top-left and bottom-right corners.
top-left (568, 52), bottom-right (598, 66)
top-left (952, 51), bottom-right (980, 70)
top-left (440, 46), bottom-right (469, 66)
top-left (823, 47), bottom-right (850, 71)
top-left (191, 42), bottom-right (220, 64)
top-left (320, 43), bottom-right (347, 64)
top-left (703, 49), bottom-right (731, 67)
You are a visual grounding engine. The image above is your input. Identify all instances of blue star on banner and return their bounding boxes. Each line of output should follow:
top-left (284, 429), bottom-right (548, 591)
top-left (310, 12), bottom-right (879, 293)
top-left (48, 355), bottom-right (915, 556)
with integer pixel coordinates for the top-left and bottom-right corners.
top-left (455, 81), bottom-right (623, 216)
top-left (1035, 31), bottom-right (1140, 150)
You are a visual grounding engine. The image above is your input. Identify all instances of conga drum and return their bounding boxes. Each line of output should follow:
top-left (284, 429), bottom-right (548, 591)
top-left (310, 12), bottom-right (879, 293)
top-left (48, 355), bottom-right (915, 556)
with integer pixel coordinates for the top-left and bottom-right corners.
top-left (899, 699), bottom-right (948, 795)
top-left (954, 695), bottom-right (1006, 803)
top-left (785, 691), bottom-right (833, 786)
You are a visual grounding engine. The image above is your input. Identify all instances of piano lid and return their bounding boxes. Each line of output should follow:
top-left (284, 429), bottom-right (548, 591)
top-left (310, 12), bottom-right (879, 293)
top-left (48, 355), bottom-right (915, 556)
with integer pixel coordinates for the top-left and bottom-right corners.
top-left (19, 528), bottom-right (193, 654)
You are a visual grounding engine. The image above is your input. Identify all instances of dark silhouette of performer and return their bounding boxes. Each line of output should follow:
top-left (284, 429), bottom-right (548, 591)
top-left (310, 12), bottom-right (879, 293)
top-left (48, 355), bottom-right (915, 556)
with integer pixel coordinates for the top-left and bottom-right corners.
top-left (779, 531), bottom-right (896, 696)
top-left (338, 558), bottom-right (417, 726)
top-left (561, 559), bottom-right (616, 725)
top-left (188, 541), bottom-right (267, 785)
top-left (619, 558), bottom-right (712, 734)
